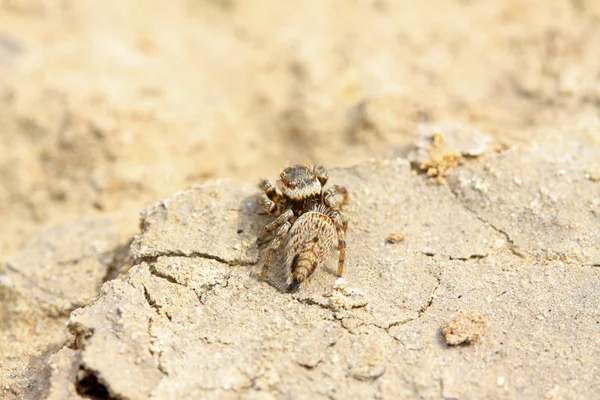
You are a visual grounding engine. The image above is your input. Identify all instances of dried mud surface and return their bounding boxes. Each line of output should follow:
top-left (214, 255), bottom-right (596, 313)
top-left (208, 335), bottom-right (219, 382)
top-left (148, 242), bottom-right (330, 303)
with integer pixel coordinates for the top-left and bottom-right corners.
top-left (1, 1), bottom-right (600, 399)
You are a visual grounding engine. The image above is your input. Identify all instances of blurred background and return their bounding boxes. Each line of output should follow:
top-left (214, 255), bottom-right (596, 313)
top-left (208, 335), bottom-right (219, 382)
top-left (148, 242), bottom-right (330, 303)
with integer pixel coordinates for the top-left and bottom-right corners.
top-left (1, 0), bottom-right (600, 256)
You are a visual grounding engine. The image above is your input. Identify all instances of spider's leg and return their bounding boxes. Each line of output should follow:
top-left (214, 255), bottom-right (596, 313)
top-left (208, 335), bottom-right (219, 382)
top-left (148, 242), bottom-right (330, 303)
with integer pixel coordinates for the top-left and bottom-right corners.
top-left (261, 221), bottom-right (291, 279)
top-left (257, 209), bottom-right (293, 244)
top-left (313, 165), bottom-right (329, 186)
top-left (330, 212), bottom-right (346, 276)
top-left (339, 213), bottom-right (348, 233)
top-left (323, 185), bottom-right (349, 210)
top-left (257, 196), bottom-right (278, 214)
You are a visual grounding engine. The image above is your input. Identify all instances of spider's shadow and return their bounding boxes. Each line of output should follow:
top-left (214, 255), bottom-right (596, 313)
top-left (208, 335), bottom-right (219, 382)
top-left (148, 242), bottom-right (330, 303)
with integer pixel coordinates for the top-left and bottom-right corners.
top-left (237, 193), bottom-right (290, 293)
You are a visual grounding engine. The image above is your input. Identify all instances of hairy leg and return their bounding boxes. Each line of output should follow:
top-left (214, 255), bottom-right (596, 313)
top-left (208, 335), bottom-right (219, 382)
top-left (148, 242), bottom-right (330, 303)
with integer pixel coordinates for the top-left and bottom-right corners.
top-left (261, 221), bottom-right (291, 279)
top-left (330, 212), bottom-right (346, 276)
top-left (324, 185), bottom-right (349, 232)
top-left (257, 209), bottom-right (293, 244)
top-left (257, 196), bottom-right (277, 214)
top-left (324, 185), bottom-right (349, 209)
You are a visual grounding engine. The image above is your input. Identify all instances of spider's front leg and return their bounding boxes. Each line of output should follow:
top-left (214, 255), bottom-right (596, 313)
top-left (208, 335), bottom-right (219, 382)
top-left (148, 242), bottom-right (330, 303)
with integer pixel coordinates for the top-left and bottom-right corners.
top-left (323, 185), bottom-right (348, 209)
top-left (324, 185), bottom-right (349, 232)
top-left (257, 209), bottom-right (293, 245)
top-left (261, 221), bottom-right (291, 280)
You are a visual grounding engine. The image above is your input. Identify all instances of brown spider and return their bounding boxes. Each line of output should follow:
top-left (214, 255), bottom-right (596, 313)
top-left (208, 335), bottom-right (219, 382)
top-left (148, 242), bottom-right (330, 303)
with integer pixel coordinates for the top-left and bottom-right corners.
top-left (257, 164), bottom-right (349, 292)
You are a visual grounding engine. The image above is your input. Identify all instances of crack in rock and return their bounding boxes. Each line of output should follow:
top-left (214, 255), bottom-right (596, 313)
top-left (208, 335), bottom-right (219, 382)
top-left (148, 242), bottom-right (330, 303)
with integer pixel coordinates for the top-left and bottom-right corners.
top-left (449, 254), bottom-right (487, 261)
top-left (142, 285), bottom-right (162, 317)
top-left (422, 252), bottom-right (488, 261)
top-left (137, 251), bottom-right (254, 267)
top-left (148, 265), bottom-right (181, 286)
top-left (75, 366), bottom-right (117, 400)
top-left (447, 182), bottom-right (526, 259)
top-left (417, 276), bottom-right (442, 318)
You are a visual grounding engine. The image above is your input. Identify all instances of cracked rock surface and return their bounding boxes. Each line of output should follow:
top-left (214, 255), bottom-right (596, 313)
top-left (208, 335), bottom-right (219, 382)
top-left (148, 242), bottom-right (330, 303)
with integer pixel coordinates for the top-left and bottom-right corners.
top-left (2, 2), bottom-right (600, 398)
top-left (46, 152), bottom-right (600, 399)
top-left (0, 217), bottom-right (121, 399)
top-left (449, 148), bottom-right (600, 264)
top-left (2, 218), bottom-right (120, 316)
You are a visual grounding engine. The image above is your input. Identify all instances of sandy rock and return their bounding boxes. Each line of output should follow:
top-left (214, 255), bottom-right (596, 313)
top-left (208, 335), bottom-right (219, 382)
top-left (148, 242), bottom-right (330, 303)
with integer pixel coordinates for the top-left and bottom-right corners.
top-left (131, 181), bottom-right (260, 265)
top-left (448, 148), bottom-right (600, 264)
top-left (44, 153), bottom-right (600, 399)
top-left (441, 311), bottom-right (489, 345)
top-left (409, 123), bottom-right (494, 184)
top-left (2, 2), bottom-right (600, 398)
top-left (411, 122), bottom-right (494, 161)
top-left (0, 217), bottom-right (122, 400)
top-left (1, 217), bottom-right (120, 316)
top-left (46, 349), bottom-right (82, 400)
top-left (386, 232), bottom-right (405, 244)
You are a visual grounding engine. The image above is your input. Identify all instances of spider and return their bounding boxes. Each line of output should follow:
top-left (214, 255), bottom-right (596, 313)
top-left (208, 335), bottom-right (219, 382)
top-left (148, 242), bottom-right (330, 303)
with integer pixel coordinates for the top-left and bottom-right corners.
top-left (256, 164), bottom-right (348, 292)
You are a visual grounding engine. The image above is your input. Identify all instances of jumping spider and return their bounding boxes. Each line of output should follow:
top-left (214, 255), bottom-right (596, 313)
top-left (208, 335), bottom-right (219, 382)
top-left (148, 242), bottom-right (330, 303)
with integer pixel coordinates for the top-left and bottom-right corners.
top-left (257, 164), bottom-right (348, 292)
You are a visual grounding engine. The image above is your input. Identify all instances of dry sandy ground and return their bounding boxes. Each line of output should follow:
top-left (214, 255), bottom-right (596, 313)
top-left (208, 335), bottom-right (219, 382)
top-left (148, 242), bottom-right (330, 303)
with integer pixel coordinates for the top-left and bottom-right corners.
top-left (1, 1), bottom-right (599, 399)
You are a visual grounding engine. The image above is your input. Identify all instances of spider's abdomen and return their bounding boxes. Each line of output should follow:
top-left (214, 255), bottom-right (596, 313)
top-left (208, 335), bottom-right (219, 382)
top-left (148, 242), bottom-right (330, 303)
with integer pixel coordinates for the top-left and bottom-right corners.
top-left (285, 211), bottom-right (336, 291)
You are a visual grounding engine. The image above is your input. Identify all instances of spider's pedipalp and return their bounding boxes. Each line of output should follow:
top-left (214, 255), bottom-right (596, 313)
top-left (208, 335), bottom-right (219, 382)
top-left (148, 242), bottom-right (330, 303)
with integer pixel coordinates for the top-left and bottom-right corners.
top-left (260, 179), bottom-right (280, 202)
top-left (313, 165), bottom-right (329, 186)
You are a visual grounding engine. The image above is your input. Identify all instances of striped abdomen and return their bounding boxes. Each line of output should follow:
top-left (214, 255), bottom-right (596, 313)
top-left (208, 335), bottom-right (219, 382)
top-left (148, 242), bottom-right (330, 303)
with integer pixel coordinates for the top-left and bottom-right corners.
top-left (285, 211), bottom-right (336, 291)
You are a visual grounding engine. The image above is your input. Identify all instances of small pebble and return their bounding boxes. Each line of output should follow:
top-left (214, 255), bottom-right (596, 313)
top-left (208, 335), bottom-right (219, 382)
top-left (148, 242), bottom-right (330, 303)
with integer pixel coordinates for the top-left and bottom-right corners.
top-left (441, 311), bottom-right (488, 345)
top-left (386, 233), bottom-right (405, 244)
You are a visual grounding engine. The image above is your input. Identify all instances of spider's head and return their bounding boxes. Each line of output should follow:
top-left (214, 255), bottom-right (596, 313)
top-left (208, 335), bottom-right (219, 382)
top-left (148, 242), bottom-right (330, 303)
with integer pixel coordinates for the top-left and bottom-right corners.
top-left (278, 165), bottom-right (324, 201)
